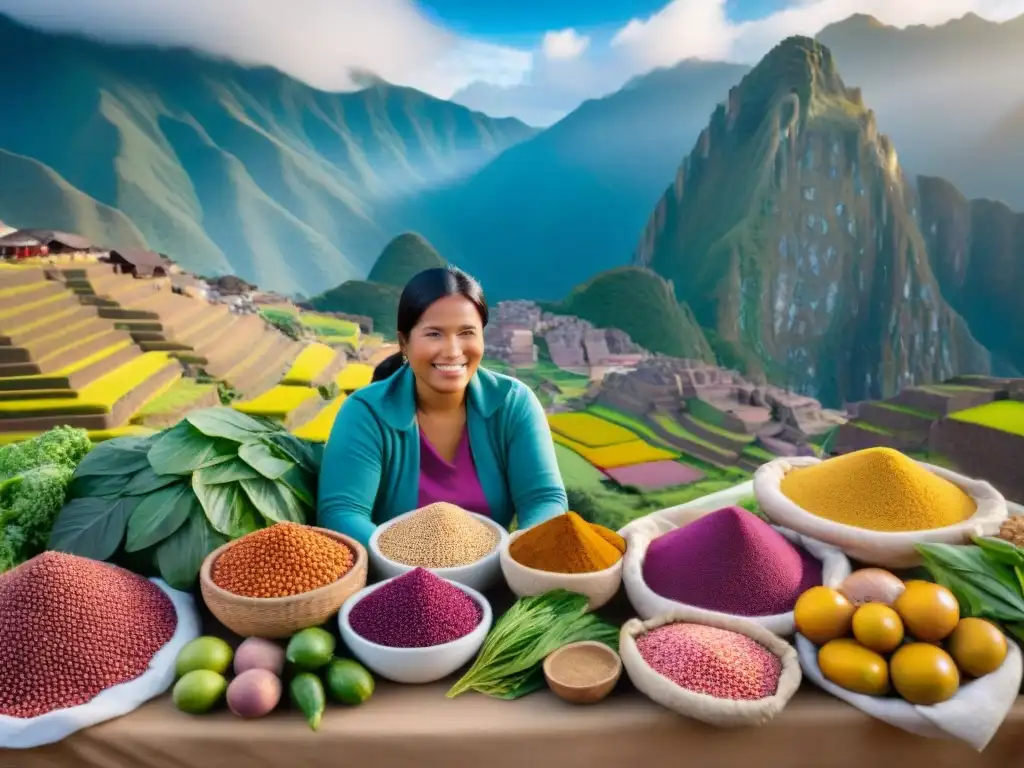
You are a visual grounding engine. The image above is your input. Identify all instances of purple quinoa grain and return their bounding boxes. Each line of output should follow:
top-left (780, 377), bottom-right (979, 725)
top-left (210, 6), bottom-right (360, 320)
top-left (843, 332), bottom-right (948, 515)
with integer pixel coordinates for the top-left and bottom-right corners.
top-left (348, 568), bottom-right (481, 648)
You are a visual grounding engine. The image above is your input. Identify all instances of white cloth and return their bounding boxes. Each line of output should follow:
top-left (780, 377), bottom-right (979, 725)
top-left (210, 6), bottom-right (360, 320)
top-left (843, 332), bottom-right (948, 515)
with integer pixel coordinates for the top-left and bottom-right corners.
top-left (797, 634), bottom-right (1022, 752)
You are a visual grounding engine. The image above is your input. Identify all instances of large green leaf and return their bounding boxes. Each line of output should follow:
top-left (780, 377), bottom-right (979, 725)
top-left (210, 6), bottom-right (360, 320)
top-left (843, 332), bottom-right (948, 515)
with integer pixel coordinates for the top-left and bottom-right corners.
top-left (147, 423), bottom-right (238, 476)
top-left (124, 465), bottom-right (180, 496)
top-left (155, 509), bottom-right (227, 590)
top-left (192, 477), bottom-right (262, 538)
top-left (239, 477), bottom-right (307, 524)
top-left (48, 496), bottom-right (137, 561)
top-left (66, 471), bottom-right (132, 499)
top-left (72, 437), bottom-right (153, 479)
top-left (238, 441), bottom-right (294, 480)
top-left (279, 465), bottom-right (316, 508)
top-left (185, 407), bottom-right (276, 442)
top-left (125, 482), bottom-right (194, 552)
top-left (194, 458), bottom-right (261, 484)
top-left (268, 433), bottom-right (322, 472)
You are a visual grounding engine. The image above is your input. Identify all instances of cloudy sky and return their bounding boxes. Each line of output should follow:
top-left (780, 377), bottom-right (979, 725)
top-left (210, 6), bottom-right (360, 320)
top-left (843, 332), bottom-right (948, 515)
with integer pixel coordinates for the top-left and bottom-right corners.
top-left (1, 0), bottom-right (1022, 125)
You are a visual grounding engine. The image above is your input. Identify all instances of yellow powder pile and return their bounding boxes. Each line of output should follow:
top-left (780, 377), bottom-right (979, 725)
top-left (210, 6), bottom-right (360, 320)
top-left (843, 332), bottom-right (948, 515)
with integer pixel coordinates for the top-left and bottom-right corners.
top-left (779, 447), bottom-right (977, 532)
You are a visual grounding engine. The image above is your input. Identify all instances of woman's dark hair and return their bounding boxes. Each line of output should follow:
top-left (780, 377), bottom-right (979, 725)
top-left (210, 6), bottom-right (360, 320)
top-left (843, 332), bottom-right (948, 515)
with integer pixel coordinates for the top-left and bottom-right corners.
top-left (371, 266), bottom-right (488, 382)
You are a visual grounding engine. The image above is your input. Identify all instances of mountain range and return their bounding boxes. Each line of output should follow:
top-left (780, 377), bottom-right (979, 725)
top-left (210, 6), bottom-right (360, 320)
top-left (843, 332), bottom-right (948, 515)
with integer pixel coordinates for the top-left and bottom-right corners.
top-left (1, 12), bottom-right (1023, 405)
top-left (0, 13), bottom-right (533, 296)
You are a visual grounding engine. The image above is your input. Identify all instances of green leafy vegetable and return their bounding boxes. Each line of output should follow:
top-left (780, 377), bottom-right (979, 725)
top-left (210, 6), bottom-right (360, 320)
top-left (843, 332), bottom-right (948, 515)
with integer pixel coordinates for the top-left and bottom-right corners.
top-left (47, 406), bottom-right (323, 589)
top-left (447, 590), bottom-right (620, 700)
top-left (917, 542), bottom-right (1024, 622)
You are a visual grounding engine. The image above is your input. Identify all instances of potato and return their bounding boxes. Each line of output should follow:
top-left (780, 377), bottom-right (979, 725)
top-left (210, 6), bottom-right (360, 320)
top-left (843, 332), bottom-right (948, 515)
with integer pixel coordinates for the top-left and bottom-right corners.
top-left (226, 669), bottom-right (282, 719)
top-left (233, 637), bottom-right (286, 676)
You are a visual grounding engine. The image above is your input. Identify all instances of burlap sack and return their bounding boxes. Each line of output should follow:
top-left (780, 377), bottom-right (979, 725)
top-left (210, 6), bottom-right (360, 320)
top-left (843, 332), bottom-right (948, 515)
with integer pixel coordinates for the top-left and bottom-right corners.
top-left (754, 457), bottom-right (1008, 569)
top-left (797, 634), bottom-right (1022, 751)
top-left (620, 609), bottom-right (802, 727)
top-left (621, 507), bottom-right (851, 635)
top-left (0, 580), bottom-right (202, 749)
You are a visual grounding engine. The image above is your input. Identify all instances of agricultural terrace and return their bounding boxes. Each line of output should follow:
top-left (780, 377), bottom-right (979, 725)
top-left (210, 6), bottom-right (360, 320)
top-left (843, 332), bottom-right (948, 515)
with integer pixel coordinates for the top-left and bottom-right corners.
top-left (950, 400), bottom-right (1024, 437)
top-left (260, 307), bottom-right (361, 347)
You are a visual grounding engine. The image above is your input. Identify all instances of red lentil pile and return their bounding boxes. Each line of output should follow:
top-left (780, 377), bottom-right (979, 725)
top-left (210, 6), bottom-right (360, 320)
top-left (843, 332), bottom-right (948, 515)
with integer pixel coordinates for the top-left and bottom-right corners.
top-left (0, 552), bottom-right (178, 719)
top-left (212, 522), bottom-right (354, 598)
top-left (636, 623), bottom-right (782, 700)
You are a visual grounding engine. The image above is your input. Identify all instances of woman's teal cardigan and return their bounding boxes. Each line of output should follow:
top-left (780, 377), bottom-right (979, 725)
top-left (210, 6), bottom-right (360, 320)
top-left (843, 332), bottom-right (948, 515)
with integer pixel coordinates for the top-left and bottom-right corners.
top-left (316, 364), bottom-right (568, 546)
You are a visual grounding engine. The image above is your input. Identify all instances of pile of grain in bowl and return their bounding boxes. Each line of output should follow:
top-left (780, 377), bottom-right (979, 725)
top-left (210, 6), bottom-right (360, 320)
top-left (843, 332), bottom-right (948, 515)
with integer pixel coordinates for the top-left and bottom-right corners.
top-left (212, 522), bottom-right (354, 598)
top-left (348, 568), bottom-right (483, 648)
top-left (637, 623), bottom-right (782, 700)
top-left (642, 506), bottom-right (821, 616)
top-left (509, 511), bottom-right (625, 574)
top-left (0, 552), bottom-right (178, 718)
top-left (377, 502), bottom-right (499, 568)
top-left (779, 447), bottom-right (977, 532)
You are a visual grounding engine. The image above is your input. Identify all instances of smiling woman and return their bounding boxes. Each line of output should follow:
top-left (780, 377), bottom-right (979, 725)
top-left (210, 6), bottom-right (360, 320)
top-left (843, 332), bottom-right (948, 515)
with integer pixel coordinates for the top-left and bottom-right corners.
top-left (317, 266), bottom-right (568, 547)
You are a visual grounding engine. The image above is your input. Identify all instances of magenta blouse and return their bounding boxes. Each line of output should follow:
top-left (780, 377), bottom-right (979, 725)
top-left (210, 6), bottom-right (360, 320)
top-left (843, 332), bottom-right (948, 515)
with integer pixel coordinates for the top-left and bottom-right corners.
top-left (418, 427), bottom-right (492, 516)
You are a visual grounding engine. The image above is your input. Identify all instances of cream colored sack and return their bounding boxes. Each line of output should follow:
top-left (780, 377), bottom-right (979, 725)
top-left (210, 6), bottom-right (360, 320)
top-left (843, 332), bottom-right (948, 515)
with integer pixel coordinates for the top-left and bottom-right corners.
top-left (620, 506), bottom-right (850, 635)
top-left (797, 634), bottom-right (1021, 751)
top-left (620, 609), bottom-right (801, 727)
top-left (754, 457), bottom-right (1008, 569)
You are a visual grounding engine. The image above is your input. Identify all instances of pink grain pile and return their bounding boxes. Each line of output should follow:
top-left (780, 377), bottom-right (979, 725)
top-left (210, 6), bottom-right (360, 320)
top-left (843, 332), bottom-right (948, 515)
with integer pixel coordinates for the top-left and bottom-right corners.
top-left (641, 505), bottom-right (822, 616)
top-left (348, 567), bottom-right (482, 648)
top-left (0, 552), bottom-right (178, 719)
top-left (636, 623), bottom-right (782, 700)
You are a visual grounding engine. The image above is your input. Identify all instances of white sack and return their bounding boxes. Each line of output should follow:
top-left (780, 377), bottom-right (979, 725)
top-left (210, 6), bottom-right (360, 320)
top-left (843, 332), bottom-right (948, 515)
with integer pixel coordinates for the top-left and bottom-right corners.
top-left (796, 634), bottom-right (1021, 752)
top-left (754, 457), bottom-right (1008, 569)
top-left (621, 506), bottom-right (851, 635)
top-left (620, 609), bottom-right (802, 727)
top-left (0, 579), bottom-right (202, 749)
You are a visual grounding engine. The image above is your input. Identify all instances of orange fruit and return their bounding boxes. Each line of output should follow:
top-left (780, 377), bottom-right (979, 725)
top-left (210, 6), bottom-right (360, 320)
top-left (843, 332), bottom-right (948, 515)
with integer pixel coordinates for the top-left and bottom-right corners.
top-left (890, 643), bottom-right (960, 705)
top-left (948, 618), bottom-right (1008, 678)
top-left (794, 586), bottom-right (855, 645)
top-left (893, 581), bottom-right (959, 642)
top-left (852, 603), bottom-right (905, 654)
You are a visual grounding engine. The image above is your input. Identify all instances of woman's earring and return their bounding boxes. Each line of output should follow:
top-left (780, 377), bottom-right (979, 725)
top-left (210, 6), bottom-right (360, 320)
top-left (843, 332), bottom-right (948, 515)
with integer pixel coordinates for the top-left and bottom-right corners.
top-left (402, 355), bottom-right (408, 365)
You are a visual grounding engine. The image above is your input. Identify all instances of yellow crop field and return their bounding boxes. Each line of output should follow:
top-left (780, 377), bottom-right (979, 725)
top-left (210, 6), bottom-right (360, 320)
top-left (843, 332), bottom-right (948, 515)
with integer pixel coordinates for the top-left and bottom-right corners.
top-left (335, 363), bottom-right (374, 391)
top-left (292, 394), bottom-right (347, 442)
top-left (233, 385), bottom-right (321, 419)
top-left (281, 343), bottom-right (336, 386)
top-left (950, 400), bottom-right (1024, 438)
top-left (0, 352), bottom-right (176, 414)
top-left (552, 432), bottom-right (679, 468)
top-left (547, 412), bottom-right (636, 447)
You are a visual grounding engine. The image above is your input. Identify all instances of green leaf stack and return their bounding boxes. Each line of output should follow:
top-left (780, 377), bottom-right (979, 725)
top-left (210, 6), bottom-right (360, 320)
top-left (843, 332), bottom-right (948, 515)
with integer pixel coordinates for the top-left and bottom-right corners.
top-left (47, 407), bottom-right (323, 590)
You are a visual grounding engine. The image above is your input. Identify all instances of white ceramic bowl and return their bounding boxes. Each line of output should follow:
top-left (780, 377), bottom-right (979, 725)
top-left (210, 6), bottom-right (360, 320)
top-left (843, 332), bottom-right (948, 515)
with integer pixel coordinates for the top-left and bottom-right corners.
top-left (368, 509), bottom-right (509, 592)
top-left (338, 575), bottom-right (493, 684)
top-left (498, 529), bottom-right (624, 612)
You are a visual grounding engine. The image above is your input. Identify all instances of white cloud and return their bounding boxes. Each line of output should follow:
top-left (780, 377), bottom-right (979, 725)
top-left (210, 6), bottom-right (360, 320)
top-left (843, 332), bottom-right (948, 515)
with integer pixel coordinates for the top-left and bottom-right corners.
top-left (612, 0), bottom-right (1024, 72)
top-left (0, 0), bottom-right (532, 99)
top-left (542, 28), bottom-right (591, 60)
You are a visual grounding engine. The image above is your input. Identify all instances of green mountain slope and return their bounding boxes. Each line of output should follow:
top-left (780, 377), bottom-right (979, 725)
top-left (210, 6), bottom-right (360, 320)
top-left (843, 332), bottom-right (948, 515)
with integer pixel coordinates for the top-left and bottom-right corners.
top-left (0, 13), bottom-right (534, 295)
top-left (551, 267), bottom-right (713, 361)
top-left (635, 36), bottom-right (991, 405)
top-left (367, 232), bottom-right (446, 286)
top-left (817, 13), bottom-right (1024, 205)
top-left (404, 60), bottom-right (750, 300)
top-left (917, 176), bottom-right (1024, 376)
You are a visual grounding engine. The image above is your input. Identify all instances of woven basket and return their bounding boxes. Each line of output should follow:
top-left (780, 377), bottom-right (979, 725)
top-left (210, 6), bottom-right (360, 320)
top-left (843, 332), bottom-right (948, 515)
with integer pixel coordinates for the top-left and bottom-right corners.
top-left (200, 527), bottom-right (368, 639)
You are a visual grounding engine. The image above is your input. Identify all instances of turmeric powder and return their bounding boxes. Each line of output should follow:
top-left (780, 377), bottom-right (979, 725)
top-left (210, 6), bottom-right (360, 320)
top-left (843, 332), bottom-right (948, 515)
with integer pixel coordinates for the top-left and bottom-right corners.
top-left (509, 512), bottom-right (625, 573)
top-left (779, 447), bottom-right (976, 532)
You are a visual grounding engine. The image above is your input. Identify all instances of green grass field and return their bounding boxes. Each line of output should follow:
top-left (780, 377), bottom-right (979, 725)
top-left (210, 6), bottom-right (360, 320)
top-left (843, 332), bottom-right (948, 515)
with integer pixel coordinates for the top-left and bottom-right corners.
top-left (949, 400), bottom-right (1024, 438)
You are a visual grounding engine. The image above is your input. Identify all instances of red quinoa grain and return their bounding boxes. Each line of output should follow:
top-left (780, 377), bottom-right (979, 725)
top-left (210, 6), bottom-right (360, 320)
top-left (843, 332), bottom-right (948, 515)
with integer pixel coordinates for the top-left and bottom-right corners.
top-left (0, 552), bottom-right (178, 719)
top-left (636, 623), bottom-right (782, 700)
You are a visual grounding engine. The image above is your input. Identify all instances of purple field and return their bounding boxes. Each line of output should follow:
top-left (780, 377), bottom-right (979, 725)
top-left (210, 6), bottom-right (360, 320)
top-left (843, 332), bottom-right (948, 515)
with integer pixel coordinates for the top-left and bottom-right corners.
top-left (603, 460), bottom-right (705, 490)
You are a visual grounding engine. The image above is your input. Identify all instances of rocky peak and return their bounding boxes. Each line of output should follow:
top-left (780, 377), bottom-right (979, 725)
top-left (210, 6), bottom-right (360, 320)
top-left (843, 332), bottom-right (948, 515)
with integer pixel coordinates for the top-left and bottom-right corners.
top-left (632, 36), bottom-right (990, 406)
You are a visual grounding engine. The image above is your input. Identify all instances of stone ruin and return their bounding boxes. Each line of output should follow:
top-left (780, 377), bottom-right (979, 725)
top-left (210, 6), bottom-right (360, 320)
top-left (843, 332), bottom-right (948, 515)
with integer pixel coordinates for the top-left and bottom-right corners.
top-left (483, 300), bottom-right (647, 368)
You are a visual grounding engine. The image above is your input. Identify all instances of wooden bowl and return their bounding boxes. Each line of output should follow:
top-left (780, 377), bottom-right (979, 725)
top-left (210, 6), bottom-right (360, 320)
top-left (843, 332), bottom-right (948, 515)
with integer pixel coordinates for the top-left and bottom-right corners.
top-left (543, 641), bottom-right (622, 705)
top-left (200, 527), bottom-right (368, 639)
